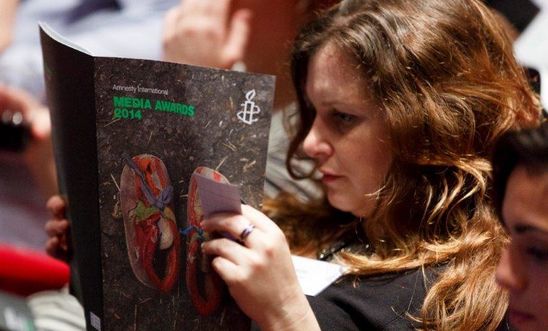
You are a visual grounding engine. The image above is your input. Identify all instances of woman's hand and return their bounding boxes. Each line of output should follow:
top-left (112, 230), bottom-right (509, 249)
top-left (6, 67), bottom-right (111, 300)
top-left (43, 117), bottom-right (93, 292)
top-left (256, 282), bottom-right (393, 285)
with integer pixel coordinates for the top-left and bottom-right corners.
top-left (162, 0), bottom-right (252, 69)
top-left (45, 195), bottom-right (71, 262)
top-left (201, 205), bottom-right (320, 331)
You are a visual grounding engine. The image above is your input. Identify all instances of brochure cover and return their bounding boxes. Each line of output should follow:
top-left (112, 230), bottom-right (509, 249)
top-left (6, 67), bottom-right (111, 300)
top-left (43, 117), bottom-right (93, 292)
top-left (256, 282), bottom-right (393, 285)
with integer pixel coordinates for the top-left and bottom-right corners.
top-left (39, 24), bottom-right (275, 331)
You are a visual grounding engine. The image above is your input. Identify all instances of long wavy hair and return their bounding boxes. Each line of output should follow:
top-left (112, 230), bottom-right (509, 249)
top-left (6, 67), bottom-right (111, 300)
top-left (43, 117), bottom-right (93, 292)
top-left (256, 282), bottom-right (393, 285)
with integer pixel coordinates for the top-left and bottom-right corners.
top-left (268, 0), bottom-right (542, 330)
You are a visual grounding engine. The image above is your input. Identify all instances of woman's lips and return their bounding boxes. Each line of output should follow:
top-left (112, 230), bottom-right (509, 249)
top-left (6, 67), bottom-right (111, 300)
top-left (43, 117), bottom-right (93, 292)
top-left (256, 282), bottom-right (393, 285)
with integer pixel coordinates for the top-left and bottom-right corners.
top-left (509, 309), bottom-right (535, 326)
top-left (321, 172), bottom-right (342, 183)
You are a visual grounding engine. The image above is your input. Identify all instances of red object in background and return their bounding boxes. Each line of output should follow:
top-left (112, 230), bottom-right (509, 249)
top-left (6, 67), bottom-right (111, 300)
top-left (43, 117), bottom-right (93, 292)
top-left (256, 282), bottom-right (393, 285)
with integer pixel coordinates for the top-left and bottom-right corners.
top-left (0, 244), bottom-right (69, 296)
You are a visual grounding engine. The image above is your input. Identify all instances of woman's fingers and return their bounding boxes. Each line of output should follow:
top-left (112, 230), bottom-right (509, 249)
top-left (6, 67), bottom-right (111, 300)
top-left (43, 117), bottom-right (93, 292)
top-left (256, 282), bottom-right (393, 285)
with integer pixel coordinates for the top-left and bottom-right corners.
top-left (45, 230), bottom-right (68, 260)
top-left (200, 206), bottom-right (303, 328)
top-left (46, 195), bottom-right (67, 219)
top-left (44, 194), bottom-right (70, 260)
top-left (44, 218), bottom-right (70, 260)
top-left (240, 204), bottom-right (287, 241)
top-left (45, 236), bottom-right (60, 256)
top-left (210, 256), bottom-right (241, 284)
top-left (203, 236), bottom-right (278, 288)
top-left (202, 237), bottom-right (250, 266)
top-left (201, 211), bottom-right (264, 248)
top-left (44, 218), bottom-right (69, 237)
top-left (201, 205), bottom-right (287, 250)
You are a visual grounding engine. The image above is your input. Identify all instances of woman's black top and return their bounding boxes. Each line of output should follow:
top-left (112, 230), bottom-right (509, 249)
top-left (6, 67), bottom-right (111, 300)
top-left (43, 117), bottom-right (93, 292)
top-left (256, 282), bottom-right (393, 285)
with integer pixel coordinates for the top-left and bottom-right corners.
top-left (307, 267), bottom-right (436, 330)
top-left (307, 265), bottom-right (512, 330)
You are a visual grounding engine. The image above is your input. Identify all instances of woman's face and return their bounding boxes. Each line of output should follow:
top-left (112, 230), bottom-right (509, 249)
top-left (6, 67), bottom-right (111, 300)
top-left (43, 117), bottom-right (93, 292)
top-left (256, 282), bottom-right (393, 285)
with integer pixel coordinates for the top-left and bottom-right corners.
top-left (303, 42), bottom-right (393, 217)
top-left (496, 166), bottom-right (548, 331)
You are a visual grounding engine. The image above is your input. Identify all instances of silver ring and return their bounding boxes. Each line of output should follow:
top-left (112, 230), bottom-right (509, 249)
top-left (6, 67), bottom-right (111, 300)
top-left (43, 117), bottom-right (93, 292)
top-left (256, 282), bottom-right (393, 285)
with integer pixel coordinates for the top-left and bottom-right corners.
top-left (239, 224), bottom-right (255, 243)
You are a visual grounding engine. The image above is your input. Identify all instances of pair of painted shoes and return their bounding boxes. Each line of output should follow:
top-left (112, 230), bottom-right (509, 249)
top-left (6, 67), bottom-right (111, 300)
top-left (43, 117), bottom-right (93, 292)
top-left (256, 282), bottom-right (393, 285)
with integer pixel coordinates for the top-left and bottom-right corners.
top-left (120, 154), bottom-right (225, 316)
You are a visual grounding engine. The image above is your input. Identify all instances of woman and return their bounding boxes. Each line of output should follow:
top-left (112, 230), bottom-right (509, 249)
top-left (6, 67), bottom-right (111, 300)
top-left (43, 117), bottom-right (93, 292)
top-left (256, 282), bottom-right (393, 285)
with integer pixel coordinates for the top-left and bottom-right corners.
top-left (201, 0), bottom-right (541, 330)
top-left (46, 0), bottom-right (542, 329)
top-left (492, 123), bottom-right (548, 331)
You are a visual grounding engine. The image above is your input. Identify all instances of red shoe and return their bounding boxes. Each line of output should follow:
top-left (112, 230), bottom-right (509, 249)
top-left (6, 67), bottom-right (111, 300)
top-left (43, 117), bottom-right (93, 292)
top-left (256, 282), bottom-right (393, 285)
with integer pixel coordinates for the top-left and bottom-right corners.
top-left (120, 154), bottom-right (180, 293)
top-left (185, 167), bottom-right (227, 316)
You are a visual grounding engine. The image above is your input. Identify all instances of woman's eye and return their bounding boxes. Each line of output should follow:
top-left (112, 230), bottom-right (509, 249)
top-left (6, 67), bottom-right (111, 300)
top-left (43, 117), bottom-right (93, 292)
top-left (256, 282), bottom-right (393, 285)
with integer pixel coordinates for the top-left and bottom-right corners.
top-left (332, 111), bottom-right (357, 124)
top-left (525, 246), bottom-right (548, 263)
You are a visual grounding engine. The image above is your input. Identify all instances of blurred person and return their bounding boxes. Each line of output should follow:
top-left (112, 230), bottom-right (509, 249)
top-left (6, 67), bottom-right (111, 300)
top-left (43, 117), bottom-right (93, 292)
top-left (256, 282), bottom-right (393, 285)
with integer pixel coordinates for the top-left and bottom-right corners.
top-left (493, 122), bottom-right (548, 331)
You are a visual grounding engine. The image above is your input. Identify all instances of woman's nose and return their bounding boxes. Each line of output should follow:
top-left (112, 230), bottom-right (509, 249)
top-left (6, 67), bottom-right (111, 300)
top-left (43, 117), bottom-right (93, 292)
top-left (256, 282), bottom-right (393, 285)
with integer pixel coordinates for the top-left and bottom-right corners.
top-left (495, 247), bottom-right (527, 293)
top-left (302, 118), bottom-right (332, 161)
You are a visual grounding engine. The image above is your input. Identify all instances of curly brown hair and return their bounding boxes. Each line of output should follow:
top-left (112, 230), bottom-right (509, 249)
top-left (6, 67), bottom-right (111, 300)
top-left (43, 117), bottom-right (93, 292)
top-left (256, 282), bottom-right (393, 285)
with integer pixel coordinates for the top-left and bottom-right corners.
top-left (270, 0), bottom-right (543, 330)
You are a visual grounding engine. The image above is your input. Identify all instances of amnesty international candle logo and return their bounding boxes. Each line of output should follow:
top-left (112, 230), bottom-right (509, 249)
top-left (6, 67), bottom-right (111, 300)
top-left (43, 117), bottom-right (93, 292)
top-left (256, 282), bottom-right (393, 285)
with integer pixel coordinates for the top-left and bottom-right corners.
top-left (238, 90), bottom-right (261, 125)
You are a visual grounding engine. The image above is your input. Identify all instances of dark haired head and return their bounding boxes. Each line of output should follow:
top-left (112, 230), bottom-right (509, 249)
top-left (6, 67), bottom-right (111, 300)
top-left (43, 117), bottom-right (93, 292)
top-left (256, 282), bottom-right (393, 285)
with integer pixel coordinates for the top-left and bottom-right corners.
top-left (492, 121), bottom-right (548, 221)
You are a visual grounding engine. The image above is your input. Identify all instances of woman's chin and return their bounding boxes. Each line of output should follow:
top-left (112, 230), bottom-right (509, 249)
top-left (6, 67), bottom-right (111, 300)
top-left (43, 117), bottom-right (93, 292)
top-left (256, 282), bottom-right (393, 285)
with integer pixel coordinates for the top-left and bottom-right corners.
top-left (326, 193), bottom-right (371, 218)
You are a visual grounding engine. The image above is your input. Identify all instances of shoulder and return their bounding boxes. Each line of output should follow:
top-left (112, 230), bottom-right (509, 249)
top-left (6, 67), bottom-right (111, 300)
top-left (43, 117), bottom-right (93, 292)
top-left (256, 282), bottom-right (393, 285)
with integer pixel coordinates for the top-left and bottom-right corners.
top-left (307, 265), bottom-right (443, 330)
